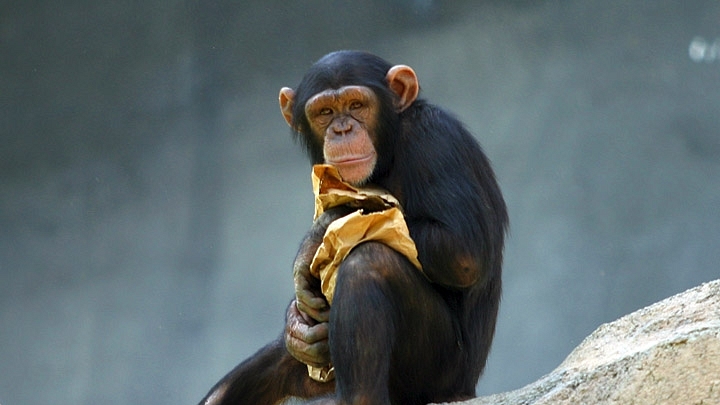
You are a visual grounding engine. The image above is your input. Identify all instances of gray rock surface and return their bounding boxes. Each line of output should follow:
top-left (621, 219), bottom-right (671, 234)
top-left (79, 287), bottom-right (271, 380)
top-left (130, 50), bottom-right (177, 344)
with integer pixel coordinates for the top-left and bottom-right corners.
top-left (441, 279), bottom-right (720, 405)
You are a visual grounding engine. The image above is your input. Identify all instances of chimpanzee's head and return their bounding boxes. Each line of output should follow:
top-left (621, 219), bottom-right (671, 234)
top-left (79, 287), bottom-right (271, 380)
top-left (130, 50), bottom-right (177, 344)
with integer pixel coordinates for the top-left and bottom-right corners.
top-left (279, 51), bottom-right (419, 186)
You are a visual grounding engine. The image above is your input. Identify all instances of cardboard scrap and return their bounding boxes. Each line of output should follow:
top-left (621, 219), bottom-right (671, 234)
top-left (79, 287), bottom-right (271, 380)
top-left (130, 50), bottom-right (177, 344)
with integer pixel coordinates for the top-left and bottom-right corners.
top-left (305, 164), bottom-right (424, 382)
top-left (308, 164), bottom-right (423, 305)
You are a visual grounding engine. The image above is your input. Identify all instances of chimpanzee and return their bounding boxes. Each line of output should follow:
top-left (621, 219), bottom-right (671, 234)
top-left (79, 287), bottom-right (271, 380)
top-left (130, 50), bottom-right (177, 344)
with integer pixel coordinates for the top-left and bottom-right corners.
top-left (198, 50), bottom-right (508, 405)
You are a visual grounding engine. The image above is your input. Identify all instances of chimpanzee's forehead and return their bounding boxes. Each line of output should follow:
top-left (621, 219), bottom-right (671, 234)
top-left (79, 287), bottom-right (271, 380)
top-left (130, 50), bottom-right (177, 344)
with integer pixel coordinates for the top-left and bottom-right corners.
top-left (304, 85), bottom-right (377, 108)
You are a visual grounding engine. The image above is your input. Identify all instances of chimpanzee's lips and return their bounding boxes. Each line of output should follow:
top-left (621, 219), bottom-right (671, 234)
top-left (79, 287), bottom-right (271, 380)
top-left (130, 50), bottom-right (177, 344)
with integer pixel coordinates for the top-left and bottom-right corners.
top-left (330, 154), bottom-right (375, 165)
top-left (327, 153), bottom-right (377, 185)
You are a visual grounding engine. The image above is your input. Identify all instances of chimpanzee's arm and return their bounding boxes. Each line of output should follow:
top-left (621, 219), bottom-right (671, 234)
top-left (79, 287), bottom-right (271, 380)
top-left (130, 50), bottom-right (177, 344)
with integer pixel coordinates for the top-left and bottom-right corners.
top-left (285, 205), bottom-right (355, 368)
top-left (292, 205), bottom-right (356, 322)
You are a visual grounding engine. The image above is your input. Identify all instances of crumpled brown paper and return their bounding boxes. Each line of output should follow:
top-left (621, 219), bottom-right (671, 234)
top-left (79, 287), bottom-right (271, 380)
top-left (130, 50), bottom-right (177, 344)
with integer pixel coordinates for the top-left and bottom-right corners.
top-left (305, 164), bottom-right (423, 382)
top-left (308, 164), bottom-right (423, 305)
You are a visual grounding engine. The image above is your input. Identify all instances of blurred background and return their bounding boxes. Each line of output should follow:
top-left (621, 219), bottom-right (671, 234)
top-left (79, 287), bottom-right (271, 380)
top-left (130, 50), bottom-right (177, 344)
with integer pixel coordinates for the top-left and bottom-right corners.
top-left (2, 1), bottom-right (719, 404)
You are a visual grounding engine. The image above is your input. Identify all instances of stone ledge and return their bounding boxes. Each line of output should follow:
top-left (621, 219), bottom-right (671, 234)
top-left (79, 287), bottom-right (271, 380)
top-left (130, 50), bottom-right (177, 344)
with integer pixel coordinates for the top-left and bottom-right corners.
top-left (439, 279), bottom-right (720, 405)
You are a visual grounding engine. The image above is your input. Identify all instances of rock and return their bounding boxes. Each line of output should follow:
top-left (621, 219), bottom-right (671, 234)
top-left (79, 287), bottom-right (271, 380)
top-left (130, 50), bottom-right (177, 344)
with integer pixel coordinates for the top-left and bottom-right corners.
top-left (441, 279), bottom-right (720, 405)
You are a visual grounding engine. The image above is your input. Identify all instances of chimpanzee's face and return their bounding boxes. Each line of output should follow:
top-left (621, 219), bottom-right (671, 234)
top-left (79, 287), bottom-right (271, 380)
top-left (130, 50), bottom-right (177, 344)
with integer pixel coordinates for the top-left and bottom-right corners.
top-left (303, 85), bottom-right (379, 186)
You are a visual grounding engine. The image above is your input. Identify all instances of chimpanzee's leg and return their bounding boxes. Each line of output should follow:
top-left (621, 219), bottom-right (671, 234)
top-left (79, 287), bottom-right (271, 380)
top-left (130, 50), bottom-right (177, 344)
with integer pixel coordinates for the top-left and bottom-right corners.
top-left (198, 323), bottom-right (334, 405)
top-left (329, 242), bottom-right (466, 405)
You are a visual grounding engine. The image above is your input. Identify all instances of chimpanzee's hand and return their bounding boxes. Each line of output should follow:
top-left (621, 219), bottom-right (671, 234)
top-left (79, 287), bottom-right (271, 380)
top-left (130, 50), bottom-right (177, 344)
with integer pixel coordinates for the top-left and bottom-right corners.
top-left (293, 257), bottom-right (330, 323)
top-left (284, 299), bottom-right (331, 367)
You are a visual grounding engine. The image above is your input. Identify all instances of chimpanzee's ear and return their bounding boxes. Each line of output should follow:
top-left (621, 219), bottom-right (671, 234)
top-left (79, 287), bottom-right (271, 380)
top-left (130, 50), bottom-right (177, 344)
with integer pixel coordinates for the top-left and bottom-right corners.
top-left (386, 65), bottom-right (419, 112)
top-left (279, 87), bottom-right (296, 127)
